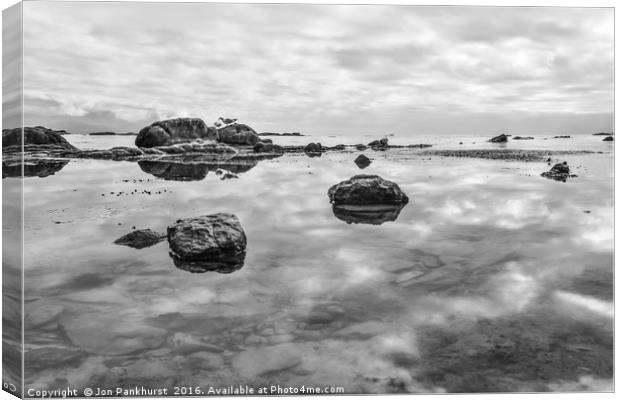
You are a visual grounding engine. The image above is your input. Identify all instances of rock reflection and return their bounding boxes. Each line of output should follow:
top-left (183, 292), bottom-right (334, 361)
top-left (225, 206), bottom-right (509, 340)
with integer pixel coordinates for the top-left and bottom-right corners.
top-left (2, 160), bottom-right (69, 178)
top-left (170, 252), bottom-right (246, 274)
top-left (332, 204), bottom-right (406, 225)
top-left (138, 159), bottom-right (258, 181)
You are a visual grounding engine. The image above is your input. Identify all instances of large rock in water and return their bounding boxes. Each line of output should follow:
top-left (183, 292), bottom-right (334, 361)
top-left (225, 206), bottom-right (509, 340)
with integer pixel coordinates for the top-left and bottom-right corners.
top-left (541, 161), bottom-right (576, 182)
top-left (602, 136), bottom-right (614, 141)
top-left (354, 154), bottom-right (371, 169)
top-left (167, 213), bottom-right (247, 273)
top-left (136, 118), bottom-right (217, 148)
top-left (217, 123), bottom-right (259, 146)
top-left (328, 175), bottom-right (409, 205)
top-left (488, 134), bottom-right (509, 143)
top-left (2, 127), bottom-right (77, 151)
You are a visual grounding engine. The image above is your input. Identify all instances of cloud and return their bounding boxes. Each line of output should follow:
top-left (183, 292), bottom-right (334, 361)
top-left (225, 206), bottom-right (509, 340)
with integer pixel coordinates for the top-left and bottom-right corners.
top-left (15, 3), bottom-right (613, 134)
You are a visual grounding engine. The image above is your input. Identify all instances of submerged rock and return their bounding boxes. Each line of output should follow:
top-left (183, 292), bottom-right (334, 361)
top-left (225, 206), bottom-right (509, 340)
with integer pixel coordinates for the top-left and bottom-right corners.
top-left (602, 136), bottom-right (613, 142)
top-left (136, 118), bottom-right (217, 148)
top-left (114, 229), bottom-right (166, 249)
top-left (332, 204), bottom-right (406, 225)
top-left (354, 154), bottom-right (372, 169)
top-left (217, 123), bottom-right (260, 146)
top-left (328, 175), bottom-right (409, 205)
top-left (2, 126), bottom-right (78, 151)
top-left (167, 213), bottom-right (247, 273)
top-left (541, 161), bottom-right (577, 182)
top-left (488, 134), bottom-right (509, 143)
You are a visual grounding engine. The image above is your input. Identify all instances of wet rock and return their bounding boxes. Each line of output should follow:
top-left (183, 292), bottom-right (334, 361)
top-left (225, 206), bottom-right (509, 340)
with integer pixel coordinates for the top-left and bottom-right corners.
top-left (602, 136), bottom-right (613, 141)
top-left (512, 136), bottom-right (534, 140)
top-left (217, 123), bottom-right (260, 146)
top-left (232, 343), bottom-right (303, 377)
top-left (215, 168), bottom-right (239, 180)
top-left (368, 138), bottom-right (388, 148)
top-left (541, 161), bottom-right (577, 182)
top-left (2, 126), bottom-right (78, 151)
top-left (332, 203), bottom-right (406, 225)
top-left (488, 134), bottom-right (508, 143)
top-left (167, 213), bottom-right (247, 273)
top-left (114, 229), bottom-right (166, 249)
top-left (2, 160), bottom-right (69, 178)
top-left (253, 142), bottom-right (284, 154)
top-left (304, 142), bottom-right (322, 154)
top-left (354, 154), bottom-right (372, 169)
top-left (136, 118), bottom-right (217, 148)
top-left (328, 175), bottom-right (409, 205)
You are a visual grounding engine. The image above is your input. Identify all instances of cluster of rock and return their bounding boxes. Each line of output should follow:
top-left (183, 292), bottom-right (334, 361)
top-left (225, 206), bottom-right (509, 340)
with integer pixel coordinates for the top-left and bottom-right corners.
top-left (540, 161), bottom-right (577, 182)
top-left (114, 213), bottom-right (247, 274)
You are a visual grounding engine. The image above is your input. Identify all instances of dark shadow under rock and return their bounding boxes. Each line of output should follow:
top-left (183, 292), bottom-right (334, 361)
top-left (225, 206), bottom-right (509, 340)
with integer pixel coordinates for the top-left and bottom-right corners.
top-left (332, 204), bottom-right (406, 225)
top-left (114, 229), bottom-right (167, 249)
top-left (2, 160), bottom-right (69, 178)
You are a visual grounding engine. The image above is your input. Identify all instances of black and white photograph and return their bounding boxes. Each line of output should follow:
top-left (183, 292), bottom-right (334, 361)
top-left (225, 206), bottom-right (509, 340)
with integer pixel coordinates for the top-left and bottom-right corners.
top-left (1, 0), bottom-right (615, 397)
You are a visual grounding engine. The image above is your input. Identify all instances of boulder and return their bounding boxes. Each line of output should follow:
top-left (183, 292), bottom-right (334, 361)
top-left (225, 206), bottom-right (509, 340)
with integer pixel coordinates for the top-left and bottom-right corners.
top-left (488, 134), bottom-right (508, 143)
top-left (167, 213), bottom-right (247, 273)
top-left (304, 142), bottom-right (322, 153)
top-left (114, 229), bottom-right (167, 249)
top-left (541, 161), bottom-right (577, 182)
top-left (136, 118), bottom-right (217, 148)
top-left (368, 138), bottom-right (388, 148)
top-left (354, 154), bottom-right (371, 169)
top-left (253, 142), bottom-right (284, 154)
top-left (217, 123), bottom-right (259, 146)
top-left (328, 175), bottom-right (409, 205)
top-left (332, 204), bottom-right (405, 225)
top-left (2, 126), bottom-right (78, 151)
top-left (602, 136), bottom-right (613, 142)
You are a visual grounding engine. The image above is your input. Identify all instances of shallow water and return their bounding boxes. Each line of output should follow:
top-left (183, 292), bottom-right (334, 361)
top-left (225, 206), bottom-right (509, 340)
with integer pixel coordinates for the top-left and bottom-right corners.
top-left (5, 134), bottom-right (614, 394)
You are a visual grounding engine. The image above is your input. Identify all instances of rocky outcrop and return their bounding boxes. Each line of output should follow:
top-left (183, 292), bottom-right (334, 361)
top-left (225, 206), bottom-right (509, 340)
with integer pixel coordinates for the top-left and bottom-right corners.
top-left (217, 124), bottom-right (259, 146)
top-left (114, 229), bottom-right (166, 249)
top-left (368, 138), bottom-right (388, 148)
top-left (541, 161), bottom-right (577, 182)
top-left (328, 175), bottom-right (409, 205)
top-left (602, 136), bottom-right (613, 141)
top-left (167, 213), bottom-right (247, 273)
top-left (332, 204), bottom-right (405, 225)
top-left (136, 118), bottom-right (217, 148)
top-left (253, 142), bottom-right (284, 154)
top-left (354, 154), bottom-right (371, 169)
top-left (488, 134), bottom-right (508, 143)
top-left (2, 160), bottom-right (69, 178)
top-left (2, 127), bottom-right (78, 151)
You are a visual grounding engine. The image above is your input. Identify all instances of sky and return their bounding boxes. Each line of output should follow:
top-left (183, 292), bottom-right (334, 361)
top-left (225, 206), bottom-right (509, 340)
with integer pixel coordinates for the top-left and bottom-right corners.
top-left (7, 2), bottom-right (615, 135)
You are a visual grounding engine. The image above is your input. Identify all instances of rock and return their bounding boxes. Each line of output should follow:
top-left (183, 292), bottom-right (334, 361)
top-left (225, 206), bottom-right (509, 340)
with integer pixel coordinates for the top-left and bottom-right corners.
top-left (331, 144), bottom-right (346, 150)
top-left (368, 138), bottom-right (388, 148)
top-left (304, 142), bottom-right (322, 153)
top-left (136, 118), bottom-right (217, 148)
top-left (215, 169), bottom-right (239, 180)
top-left (259, 138), bottom-right (273, 144)
top-left (355, 144), bottom-right (368, 150)
top-left (25, 346), bottom-right (84, 372)
top-left (232, 343), bottom-right (303, 377)
top-left (512, 136), bottom-right (534, 140)
top-left (332, 204), bottom-right (406, 225)
top-left (258, 132), bottom-right (303, 136)
top-left (328, 175), bottom-right (409, 205)
top-left (217, 123), bottom-right (259, 146)
top-left (167, 213), bottom-right (247, 273)
top-left (488, 134), bottom-right (508, 143)
top-left (253, 142), bottom-right (284, 154)
top-left (2, 126), bottom-right (78, 151)
top-left (354, 154), bottom-right (371, 169)
top-left (114, 229), bottom-right (166, 249)
top-left (541, 161), bottom-right (577, 182)
top-left (553, 135), bottom-right (571, 139)
top-left (593, 132), bottom-right (613, 136)
top-left (88, 131), bottom-right (116, 136)
top-left (602, 136), bottom-right (613, 141)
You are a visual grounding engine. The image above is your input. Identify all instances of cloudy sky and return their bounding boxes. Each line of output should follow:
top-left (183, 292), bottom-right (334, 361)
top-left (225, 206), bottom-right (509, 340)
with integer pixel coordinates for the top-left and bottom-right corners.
top-left (11, 2), bottom-right (615, 135)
